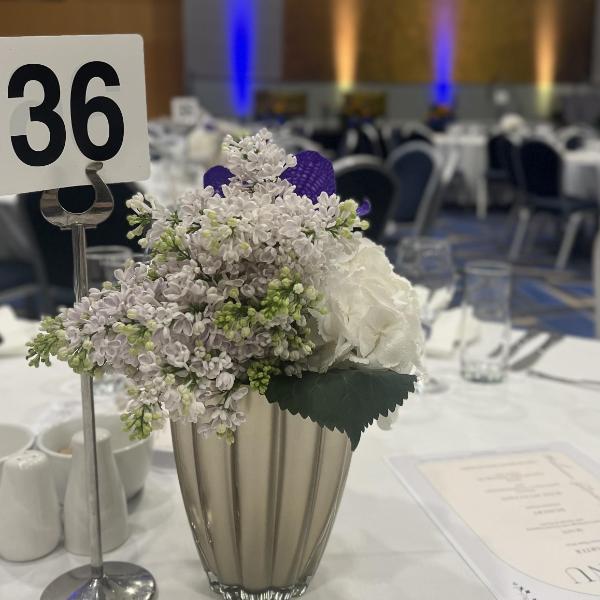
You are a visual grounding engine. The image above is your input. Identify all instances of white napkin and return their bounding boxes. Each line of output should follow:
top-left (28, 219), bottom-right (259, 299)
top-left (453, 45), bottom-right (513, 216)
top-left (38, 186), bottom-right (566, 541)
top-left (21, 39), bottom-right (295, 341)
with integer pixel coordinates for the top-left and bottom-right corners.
top-left (427, 307), bottom-right (480, 358)
top-left (414, 285), bottom-right (454, 314)
top-left (186, 126), bottom-right (222, 164)
top-left (530, 336), bottom-right (600, 381)
top-left (0, 306), bottom-right (39, 357)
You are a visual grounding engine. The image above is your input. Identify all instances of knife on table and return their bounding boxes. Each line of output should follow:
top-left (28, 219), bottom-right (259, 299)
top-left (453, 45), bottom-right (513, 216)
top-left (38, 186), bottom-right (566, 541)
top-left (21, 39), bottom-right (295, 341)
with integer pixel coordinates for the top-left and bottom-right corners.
top-left (509, 333), bottom-right (564, 372)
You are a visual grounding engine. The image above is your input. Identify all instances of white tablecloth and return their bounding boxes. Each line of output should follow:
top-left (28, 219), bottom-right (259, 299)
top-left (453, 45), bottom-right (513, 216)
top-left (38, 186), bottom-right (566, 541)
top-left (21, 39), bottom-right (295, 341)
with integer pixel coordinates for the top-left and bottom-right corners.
top-left (563, 149), bottom-right (600, 200)
top-left (3, 334), bottom-right (600, 598)
top-left (434, 134), bottom-right (489, 218)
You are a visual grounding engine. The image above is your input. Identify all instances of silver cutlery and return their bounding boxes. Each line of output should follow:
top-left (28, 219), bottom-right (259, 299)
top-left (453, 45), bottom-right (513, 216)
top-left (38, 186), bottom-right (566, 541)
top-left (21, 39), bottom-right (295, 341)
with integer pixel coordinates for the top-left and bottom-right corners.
top-left (489, 329), bottom-right (543, 359)
top-left (528, 370), bottom-right (600, 391)
top-left (509, 333), bottom-right (564, 372)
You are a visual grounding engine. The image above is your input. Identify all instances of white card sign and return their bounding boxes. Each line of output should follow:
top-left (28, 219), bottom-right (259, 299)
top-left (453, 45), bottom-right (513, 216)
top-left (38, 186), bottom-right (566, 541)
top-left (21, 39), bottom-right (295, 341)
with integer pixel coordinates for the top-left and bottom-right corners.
top-left (170, 96), bottom-right (201, 126)
top-left (0, 34), bottom-right (150, 195)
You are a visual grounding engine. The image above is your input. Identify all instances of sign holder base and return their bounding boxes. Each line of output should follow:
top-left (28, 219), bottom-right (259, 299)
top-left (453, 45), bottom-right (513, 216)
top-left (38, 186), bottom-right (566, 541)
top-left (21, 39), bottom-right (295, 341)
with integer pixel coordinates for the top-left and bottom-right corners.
top-left (39, 162), bottom-right (157, 600)
top-left (41, 562), bottom-right (156, 600)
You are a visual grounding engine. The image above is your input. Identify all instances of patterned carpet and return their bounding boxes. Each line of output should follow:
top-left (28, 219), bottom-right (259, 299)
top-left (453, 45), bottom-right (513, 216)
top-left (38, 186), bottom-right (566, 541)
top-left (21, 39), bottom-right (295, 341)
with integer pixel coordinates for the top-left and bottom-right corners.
top-left (432, 208), bottom-right (596, 338)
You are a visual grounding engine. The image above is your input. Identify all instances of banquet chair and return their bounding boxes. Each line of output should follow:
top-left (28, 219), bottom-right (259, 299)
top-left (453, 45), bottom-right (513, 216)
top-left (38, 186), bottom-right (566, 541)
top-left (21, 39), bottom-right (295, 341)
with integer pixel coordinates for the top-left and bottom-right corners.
top-left (383, 142), bottom-right (441, 241)
top-left (0, 203), bottom-right (50, 316)
top-left (338, 123), bottom-right (384, 158)
top-left (18, 182), bottom-right (142, 307)
top-left (500, 135), bottom-right (526, 208)
top-left (414, 150), bottom-right (458, 236)
top-left (486, 133), bottom-right (519, 207)
top-left (487, 134), bottom-right (509, 180)
top-left (402, 122), bottom-right (434, 145)
top-left (381, 122), bottom-right (406, 154)
top-left (508, 138), bottom-right (597, 269)
top-left (306, 121), bottom-right (345, 154)
top-left (333, 155), bottom-right (397, 242)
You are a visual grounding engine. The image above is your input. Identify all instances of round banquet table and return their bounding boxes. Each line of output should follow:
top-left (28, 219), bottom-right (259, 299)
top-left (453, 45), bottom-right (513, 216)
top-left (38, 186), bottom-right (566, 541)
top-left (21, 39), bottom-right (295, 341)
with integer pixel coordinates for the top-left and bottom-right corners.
top-left (2, 334), bottom-right (600, 599)
top-left (434, 133), bottom-right (489, 219)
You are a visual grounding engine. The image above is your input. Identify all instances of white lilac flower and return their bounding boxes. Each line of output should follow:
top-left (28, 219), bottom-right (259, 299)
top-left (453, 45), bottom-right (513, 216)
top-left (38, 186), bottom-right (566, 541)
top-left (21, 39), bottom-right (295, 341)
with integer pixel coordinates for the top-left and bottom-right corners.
top-left (27, 129), bottom-right (422, 443)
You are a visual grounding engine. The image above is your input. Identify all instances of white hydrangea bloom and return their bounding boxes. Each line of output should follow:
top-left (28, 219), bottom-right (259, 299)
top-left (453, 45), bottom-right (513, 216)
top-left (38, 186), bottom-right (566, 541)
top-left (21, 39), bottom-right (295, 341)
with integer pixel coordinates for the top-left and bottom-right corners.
top-left (307, 238), bottom-right (424, 376)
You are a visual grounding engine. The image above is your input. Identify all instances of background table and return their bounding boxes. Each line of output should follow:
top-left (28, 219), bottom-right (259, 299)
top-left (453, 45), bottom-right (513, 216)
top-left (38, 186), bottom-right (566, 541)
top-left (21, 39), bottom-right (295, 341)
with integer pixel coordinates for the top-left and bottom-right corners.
top-left (2, 336), bottom-right (600, 599)
top-left (434, 133), bottom-right (489, 219)
top-left (563, 148), bottom-right (600, 200)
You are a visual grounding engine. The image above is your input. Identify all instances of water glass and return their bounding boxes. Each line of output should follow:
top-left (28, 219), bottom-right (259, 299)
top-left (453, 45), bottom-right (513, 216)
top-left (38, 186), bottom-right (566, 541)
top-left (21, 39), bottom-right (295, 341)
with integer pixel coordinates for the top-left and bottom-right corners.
top-left (87, 246), bottom-right (133, 291)
top-left (396, 237), bottom-right (456, 393)
top-left (87, 246), bottom-right (133, 397)
top-left (460, 261), bottom-right (511, 383)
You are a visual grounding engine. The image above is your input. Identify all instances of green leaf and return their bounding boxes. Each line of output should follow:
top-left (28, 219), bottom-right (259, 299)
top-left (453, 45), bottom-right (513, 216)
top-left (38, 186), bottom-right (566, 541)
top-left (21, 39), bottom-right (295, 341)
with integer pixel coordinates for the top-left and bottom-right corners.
top-left (265, 369), bottom-right (417, 450)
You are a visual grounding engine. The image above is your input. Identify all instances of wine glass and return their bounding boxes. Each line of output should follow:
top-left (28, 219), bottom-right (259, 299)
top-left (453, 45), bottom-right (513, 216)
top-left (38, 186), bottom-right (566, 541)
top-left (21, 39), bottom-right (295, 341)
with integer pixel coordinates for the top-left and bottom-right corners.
top-left (395, 237), bottom-right (456, 393)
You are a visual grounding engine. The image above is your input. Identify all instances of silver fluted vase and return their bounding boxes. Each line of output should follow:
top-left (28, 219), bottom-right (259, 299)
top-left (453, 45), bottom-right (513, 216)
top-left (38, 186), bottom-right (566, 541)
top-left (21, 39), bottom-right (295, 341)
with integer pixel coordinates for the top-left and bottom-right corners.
top-left (171, 390), bottom-right (352, 600)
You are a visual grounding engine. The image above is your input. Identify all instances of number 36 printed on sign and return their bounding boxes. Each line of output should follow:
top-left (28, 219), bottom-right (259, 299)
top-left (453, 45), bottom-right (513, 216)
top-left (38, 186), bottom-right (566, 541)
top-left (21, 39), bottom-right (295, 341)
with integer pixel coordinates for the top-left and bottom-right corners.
top-left (0, 35), bottom-right (150, 195)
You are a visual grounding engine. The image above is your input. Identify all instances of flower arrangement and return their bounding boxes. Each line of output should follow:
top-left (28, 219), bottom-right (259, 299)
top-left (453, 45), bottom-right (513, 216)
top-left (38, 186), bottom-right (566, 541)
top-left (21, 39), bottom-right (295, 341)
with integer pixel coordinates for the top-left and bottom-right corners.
top-left (28, 130), bottom-right (423, 449)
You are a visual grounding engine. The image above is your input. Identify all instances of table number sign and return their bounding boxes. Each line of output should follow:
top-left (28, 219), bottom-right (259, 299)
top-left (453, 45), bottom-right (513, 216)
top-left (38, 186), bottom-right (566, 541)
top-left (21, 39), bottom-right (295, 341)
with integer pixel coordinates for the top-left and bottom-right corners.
top-left (170, 95), bottom-right (201, 126)
top-left (390, 445), bottom-right (600, 599)
top-left (0, 35), bottom-right (157, 599)
top-left (0, 34), bottom-right (150, 195)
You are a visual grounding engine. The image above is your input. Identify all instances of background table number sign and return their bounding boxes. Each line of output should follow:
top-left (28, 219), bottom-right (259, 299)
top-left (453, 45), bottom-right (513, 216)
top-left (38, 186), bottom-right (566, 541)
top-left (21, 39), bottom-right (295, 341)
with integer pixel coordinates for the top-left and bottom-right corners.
top-left (0, 34), bottom-right (150, 195)
top-left (170, 95), bottom-right (201, 126)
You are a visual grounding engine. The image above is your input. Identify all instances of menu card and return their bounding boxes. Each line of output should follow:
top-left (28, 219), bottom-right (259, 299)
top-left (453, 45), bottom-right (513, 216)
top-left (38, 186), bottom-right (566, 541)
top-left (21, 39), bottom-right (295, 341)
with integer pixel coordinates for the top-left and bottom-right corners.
top-left (389, 445), bottom-right (600, 599)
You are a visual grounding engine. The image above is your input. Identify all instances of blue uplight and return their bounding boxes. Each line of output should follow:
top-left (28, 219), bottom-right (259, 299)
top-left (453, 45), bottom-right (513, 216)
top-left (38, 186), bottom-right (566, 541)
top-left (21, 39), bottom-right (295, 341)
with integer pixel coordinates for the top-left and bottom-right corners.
top-left (227, 0), bottom-right (255, 117)
top-left (433, 0), bottom-right (454, 106)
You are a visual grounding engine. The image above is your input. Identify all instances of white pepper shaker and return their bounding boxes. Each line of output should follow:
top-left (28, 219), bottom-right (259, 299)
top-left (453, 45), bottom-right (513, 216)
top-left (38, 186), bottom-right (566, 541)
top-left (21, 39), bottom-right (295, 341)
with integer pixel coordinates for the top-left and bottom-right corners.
top-left (0, 450), bottom-right (61, 561)
top-left (64, 427), bottom-right (128, 555)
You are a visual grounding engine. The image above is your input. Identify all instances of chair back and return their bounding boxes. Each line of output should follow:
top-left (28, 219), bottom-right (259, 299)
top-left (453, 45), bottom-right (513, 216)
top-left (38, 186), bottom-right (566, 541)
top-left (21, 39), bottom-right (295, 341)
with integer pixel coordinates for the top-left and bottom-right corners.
top-left (0, 201), bottom-right (50, 314)
top-left (414, 150), bottom-right (457, 236)
top-left (518, 138), bottom-right (562, 198)
top-left (338, 123), bottom-right (383, 157)
top-left (385, 141), bottom-right (440, 224)
top-left (405, 131), bottom-right (433, 145)
top-left (380, 121), bottom-right (402, 152)
top-left (360, 122), bottom-right (384, 157)
top-left (501, 136), bottom-right (524, 190)
top-left (487, 133), bottom-right (509, 173)
top-left (402, 122), bottom-right (434, 145)
top-left (333, 155), bottom-right (396, 241)
top-left (18, 182), bottom-right (142, 293)
top-left (306, 122), bottom-right (345, 153)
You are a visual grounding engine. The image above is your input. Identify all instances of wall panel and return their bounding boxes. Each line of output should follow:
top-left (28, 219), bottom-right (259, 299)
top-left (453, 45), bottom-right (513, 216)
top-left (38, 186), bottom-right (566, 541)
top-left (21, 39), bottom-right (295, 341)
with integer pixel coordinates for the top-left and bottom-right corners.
top-left (0, 0), bottom-right (183, 117)
top-left (283, 0), bottom-right (595, 83)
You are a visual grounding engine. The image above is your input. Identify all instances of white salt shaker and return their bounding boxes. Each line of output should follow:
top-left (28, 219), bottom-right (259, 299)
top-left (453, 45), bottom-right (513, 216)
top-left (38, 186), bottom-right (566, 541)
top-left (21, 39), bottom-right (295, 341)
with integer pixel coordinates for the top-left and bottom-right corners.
top-left (0, 450), bottom-right (61, 561)
top-left (64, 428), bottom-right (129, 555)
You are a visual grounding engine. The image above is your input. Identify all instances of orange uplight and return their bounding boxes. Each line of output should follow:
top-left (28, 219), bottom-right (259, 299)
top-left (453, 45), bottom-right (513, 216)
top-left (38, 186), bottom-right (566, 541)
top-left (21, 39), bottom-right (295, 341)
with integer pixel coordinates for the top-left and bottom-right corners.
top-left (332, 0), bottom-right (360, 91)
top-left (535, 0), bottom-right (557, 115)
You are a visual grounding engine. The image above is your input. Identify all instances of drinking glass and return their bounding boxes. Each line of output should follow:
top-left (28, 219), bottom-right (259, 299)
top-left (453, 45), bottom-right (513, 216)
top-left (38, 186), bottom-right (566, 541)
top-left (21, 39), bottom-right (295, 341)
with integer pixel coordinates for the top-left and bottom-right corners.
top-left (87, 246), bottom-right (133, 291)
top-left (396, 237), bottom-right (456, 393)
top-left (87, 246), bottom-right (133, 397)
top-left (460, 261), bottom-right (511, 383)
